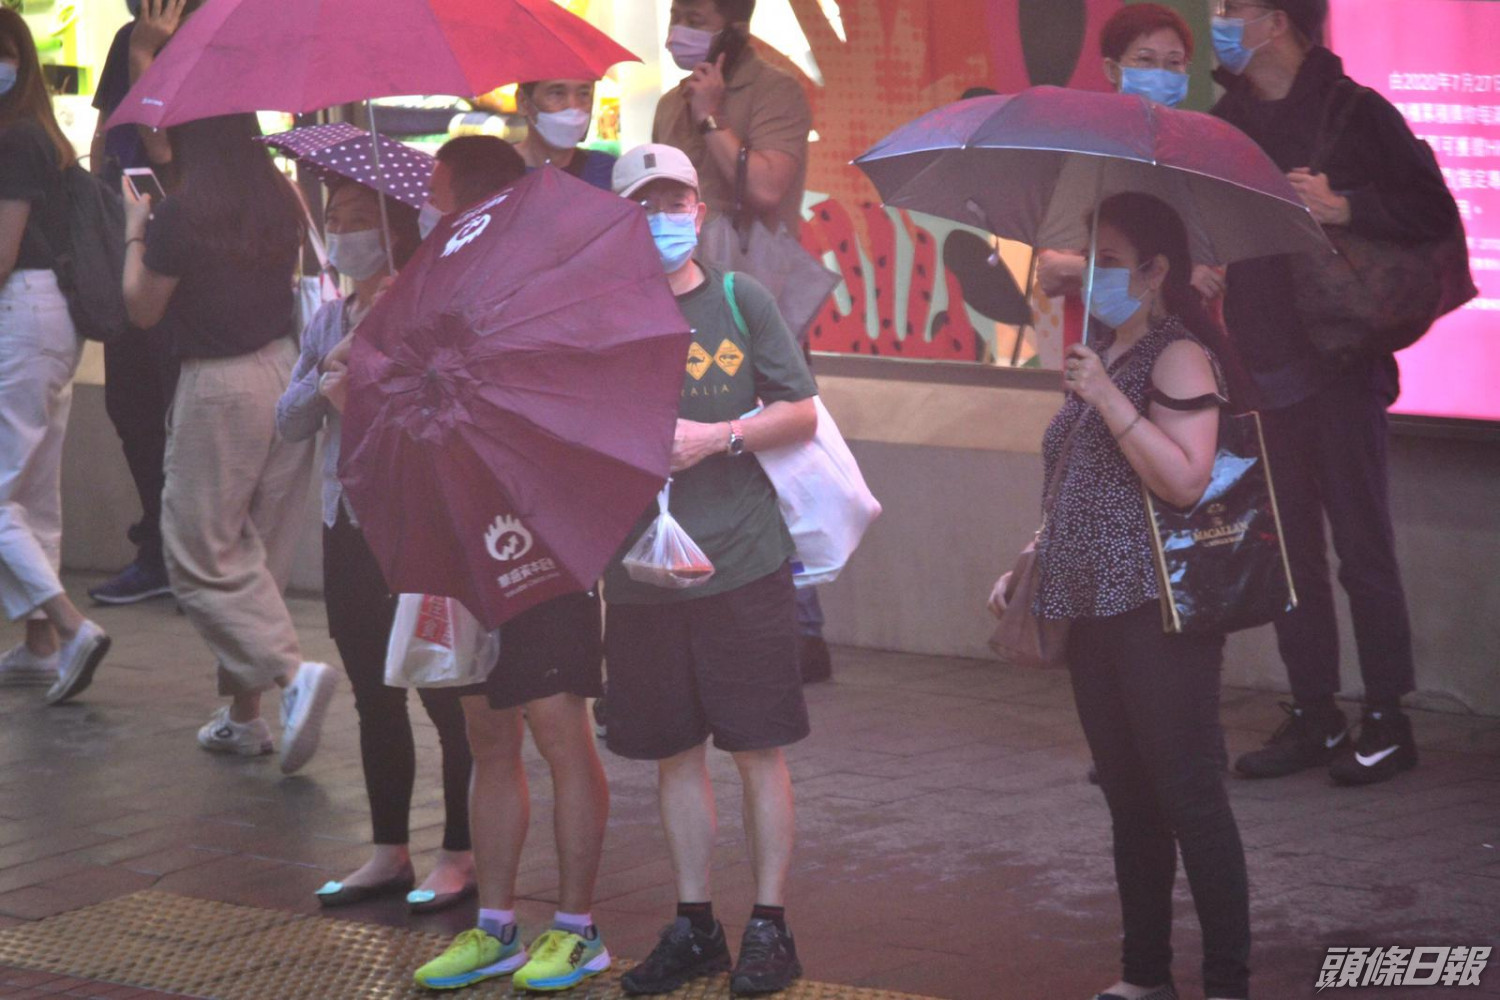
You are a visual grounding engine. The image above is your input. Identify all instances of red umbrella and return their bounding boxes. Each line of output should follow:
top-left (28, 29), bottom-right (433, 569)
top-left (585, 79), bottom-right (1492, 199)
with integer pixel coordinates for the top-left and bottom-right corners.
top-left (338, 167), bottom-right (691, 630)
top-left (106, 0), bottom-right (639, 130)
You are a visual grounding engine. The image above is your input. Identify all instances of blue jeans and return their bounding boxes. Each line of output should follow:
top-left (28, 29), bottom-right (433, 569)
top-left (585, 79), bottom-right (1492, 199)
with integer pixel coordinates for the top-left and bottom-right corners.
top-left (794, 585), bottom-right (824, 639)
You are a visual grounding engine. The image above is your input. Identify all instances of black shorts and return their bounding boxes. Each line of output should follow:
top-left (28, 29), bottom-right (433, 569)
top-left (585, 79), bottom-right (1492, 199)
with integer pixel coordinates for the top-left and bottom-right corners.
top-left (479, 589), bottom-right (604, 711)
top-left (603, 563), bottom-right (809, 760)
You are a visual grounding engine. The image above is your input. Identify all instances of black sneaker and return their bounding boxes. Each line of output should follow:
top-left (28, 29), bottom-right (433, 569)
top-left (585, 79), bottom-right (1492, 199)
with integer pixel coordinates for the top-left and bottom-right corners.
top-left (730, 919), bottom-right (802, 996)
top-left (1329, 709), bottom-right (1418, 786)
top-left (1234, 702), bottom-right (1348, 779)
top-left (88, 559), bottom-right (173, 605)
top-left (621, 917), bottom-right (731, 995)
top-left (798, 635), bottom-right (832, 684)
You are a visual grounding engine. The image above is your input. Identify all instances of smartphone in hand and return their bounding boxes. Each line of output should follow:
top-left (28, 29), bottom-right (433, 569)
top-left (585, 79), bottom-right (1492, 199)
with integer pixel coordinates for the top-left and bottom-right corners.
top-left (124, 167), bottom-right (167, 205)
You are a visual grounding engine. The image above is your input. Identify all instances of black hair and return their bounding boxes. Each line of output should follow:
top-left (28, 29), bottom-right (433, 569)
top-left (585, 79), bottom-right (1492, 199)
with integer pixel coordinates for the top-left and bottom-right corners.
top-left (435, 136), bottom-right (526, 210)
top-left (324, 178), bottom-right (421, 270)
top-left (960, 86), bottom-right (999, 101)
top-left (714, 0), bottom-right (755, 21)
top-left (0, 9), bottom-right (76, 168)
top-left (1269, 0), bottom-right (1327, 47)
top-left (1093, 191), bottom-right (1257, 409)
top-left (166, 113), bottom-right (304, 267)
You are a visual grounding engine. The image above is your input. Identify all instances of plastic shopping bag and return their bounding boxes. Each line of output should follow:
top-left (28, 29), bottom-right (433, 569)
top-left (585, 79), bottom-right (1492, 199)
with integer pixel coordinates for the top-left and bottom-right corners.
top-left (621, 480), bottom-right (715, 589)
top-left (384, 594), bottom-right (500, 688)
top-left (752, 397), bottom-right (882, 587)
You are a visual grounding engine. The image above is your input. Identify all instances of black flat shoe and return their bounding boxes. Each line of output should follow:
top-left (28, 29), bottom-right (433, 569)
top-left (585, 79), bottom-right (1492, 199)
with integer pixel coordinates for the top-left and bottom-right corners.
top-left (314, 868), bottom-right (415, 908)
top-left (407, 880), bottom-right (478, 915)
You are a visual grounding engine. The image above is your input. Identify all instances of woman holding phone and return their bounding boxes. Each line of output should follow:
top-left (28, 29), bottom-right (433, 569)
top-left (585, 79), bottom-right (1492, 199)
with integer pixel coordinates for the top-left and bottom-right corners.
top-left (121, 112), bottom-right (336, 775)
top-left (0, 10), bottom-right (112, 703)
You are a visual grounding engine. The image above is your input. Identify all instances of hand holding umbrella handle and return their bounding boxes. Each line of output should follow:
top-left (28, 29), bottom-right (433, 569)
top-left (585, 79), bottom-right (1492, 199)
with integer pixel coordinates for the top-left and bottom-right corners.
top-left (319, 363), bottom-right (349, 414)
top-left (130, 0), bottom-right (189, 62)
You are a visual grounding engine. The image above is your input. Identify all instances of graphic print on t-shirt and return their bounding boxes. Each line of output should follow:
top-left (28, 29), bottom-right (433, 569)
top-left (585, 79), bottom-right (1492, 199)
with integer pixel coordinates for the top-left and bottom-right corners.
top-left (682, 332), bottom-right (747, 398)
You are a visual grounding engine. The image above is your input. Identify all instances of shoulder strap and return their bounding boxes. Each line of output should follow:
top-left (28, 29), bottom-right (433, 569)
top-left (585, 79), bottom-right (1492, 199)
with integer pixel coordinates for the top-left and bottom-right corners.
top-left (1311, 78), bottom-right (1367, 175)
top-left (723, 271), bottom-right (748, 336)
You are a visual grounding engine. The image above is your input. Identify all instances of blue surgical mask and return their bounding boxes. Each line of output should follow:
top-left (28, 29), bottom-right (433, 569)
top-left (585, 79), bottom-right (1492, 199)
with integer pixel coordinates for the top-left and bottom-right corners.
top-left (649, 212), bottom-right (698, 272)
top-left (0, 63), bottom-right (17, 98)
top-left (1088, 267), bottom-right (1145, 329)
top-left (1212, 14), bottom-right (1271, 75)
top-left (418, 201), bottom-right (444, 240)
top-left (1119, 67), bottom-right (1189, 107)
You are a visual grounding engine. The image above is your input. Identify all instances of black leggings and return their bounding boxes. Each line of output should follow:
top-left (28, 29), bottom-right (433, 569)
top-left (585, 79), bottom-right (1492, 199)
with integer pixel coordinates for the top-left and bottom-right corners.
top-left (1068, 603), bottom-right (1250, 999)
top-left (324, 509), bottom-right (472, 851)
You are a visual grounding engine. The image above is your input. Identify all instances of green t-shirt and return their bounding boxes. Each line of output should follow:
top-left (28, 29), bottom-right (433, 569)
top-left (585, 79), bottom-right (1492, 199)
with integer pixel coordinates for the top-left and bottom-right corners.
top-left (603, 267), bottom-right (817, 605)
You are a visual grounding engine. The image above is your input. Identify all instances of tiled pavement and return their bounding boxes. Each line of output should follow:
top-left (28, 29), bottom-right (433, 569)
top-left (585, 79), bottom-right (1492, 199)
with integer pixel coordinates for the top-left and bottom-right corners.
top-left (0, 966), bottom-right (193, 999)
top-left (1, 577), bottom-right (1497, 1000)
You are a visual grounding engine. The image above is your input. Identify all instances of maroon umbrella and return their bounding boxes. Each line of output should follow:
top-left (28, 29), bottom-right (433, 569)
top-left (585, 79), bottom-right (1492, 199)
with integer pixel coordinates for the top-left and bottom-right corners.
top-left (106, 0), bottom-right (639, 130)
top-left (339, 167), bottom-right (691, 629)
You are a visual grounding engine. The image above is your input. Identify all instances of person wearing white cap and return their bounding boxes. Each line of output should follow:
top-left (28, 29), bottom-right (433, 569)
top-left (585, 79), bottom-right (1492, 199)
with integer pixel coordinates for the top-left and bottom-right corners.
top-left (602, 143), bottom-right (817, 997)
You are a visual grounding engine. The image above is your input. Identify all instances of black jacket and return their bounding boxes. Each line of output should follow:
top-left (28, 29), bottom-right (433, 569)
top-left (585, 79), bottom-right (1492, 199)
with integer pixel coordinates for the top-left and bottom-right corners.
top-left (1210, 47), bottom-right (1460, 407)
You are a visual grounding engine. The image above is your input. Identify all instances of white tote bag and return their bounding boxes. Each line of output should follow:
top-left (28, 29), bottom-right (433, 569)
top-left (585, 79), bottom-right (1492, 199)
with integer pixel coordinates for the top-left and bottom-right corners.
top-left (384, 594), bottom-right (500, 688)
top-left (752, 397), bottom-right (882, 587)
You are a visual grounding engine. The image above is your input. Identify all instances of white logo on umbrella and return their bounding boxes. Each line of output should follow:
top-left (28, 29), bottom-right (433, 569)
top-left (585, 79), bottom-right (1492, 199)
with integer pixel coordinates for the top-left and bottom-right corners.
top-left (485, 514), bottom-right (533, 562)
top-left (443, 213), bottom-right (491, 258)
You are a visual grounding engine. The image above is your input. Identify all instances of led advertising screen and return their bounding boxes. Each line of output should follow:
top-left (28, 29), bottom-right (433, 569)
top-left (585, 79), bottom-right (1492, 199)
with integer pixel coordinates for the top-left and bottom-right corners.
top-left (1331, 0), bottom-right (1500, 422)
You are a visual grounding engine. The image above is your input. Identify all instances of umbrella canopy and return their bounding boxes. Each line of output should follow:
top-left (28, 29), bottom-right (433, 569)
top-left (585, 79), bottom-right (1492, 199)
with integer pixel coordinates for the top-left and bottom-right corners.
top-left (339, 167), bottom-right (691, 630)
top-left (258, 123), bottom-right (434, 208)
top-left (107, 0), bottom-right (639, 130)
top-left (855, 86), bottom-right (1329, 268)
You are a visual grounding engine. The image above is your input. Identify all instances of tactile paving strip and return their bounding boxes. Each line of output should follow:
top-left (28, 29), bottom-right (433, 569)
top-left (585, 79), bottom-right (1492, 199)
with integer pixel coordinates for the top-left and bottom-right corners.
top-left (0, 892), bottom-right (944, 1000)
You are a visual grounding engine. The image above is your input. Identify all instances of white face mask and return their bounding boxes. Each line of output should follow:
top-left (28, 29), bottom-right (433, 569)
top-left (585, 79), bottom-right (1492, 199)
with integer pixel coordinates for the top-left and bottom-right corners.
top-left (666, 25), bottom-right (718, 71)
top-left (418, 202), bottom-right (444, 239)
top-left (326, 228), bottom-right (388, 281)
top-left (531, 107), bottom-right (592, 150)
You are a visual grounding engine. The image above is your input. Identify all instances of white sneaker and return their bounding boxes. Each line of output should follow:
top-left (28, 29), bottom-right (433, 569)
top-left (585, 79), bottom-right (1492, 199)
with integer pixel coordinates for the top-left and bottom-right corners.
top-left (0, 644), bottom-right (59, 686)
top-left (197, 705), bottom-right (274, 756)
top-left (44, 621), bottom-right (111, 705)
top-left (279, 661), bottom-right (337, 775)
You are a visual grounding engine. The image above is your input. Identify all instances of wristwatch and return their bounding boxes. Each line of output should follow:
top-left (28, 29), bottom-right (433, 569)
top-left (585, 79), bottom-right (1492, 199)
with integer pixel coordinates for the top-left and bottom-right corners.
top-left (727, 420), bottom-right (746, 456)
top-left (698, 114), bottom-right (720, 136)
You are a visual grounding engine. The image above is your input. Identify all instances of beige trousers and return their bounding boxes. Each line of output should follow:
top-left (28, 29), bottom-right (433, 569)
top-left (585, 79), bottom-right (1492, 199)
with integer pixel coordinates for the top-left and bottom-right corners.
top-left (163, 337), bottom-right (314, 696)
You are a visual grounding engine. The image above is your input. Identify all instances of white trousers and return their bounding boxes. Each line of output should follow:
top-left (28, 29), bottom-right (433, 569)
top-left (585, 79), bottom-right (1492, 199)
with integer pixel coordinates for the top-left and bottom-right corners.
top-left (0, 270), bottom-right (81, 621)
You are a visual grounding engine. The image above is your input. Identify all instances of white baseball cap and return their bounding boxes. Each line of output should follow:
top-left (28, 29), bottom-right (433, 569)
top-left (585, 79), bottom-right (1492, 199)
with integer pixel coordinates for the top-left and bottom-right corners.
top-left (612, 143), bottom-right (699, 199)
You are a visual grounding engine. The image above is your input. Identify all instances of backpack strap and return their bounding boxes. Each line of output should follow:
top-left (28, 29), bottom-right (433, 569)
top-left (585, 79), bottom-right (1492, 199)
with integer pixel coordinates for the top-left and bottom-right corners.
top-left (723, 271), bottom-right (748, 336)
top-left (1311, 77), bottom-right (1367, 176)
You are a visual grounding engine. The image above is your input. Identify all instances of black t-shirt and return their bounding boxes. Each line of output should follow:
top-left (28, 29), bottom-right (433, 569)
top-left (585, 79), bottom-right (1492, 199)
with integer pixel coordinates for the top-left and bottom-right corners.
top-left (92, 23), bottom-right (149, 187)
top-left (0, 120), bottom-right (68, 272)
top-left (143, 196), bottom-right (298, 359)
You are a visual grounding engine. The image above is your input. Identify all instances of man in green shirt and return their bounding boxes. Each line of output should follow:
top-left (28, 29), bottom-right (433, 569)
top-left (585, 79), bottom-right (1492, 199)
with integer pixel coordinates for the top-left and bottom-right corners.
top-left (605, 143), bottom-right (817, 997)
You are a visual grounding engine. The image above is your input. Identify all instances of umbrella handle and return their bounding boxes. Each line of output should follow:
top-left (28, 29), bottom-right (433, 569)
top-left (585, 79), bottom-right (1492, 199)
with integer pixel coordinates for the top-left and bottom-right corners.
top-left (366, 100), bottom-right (398, 278)
top-left (1079, 161), bottom-right (1106, 352)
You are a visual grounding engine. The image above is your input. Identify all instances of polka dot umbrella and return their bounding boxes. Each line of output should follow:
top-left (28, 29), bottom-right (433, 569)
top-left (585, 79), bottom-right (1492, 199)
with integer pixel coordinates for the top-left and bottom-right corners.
top-left (258, 123), bottom-right (435, 209)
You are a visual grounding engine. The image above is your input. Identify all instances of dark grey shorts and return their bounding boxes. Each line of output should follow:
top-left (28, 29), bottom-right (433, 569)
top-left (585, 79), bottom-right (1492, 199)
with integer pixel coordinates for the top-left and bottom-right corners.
top-left (603, 563), bottom-right (809, 760)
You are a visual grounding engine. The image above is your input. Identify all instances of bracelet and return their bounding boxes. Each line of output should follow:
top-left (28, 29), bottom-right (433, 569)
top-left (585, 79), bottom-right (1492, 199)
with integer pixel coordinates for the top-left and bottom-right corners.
top-left (1113, 412), bottom-right (1144, 442)
top-left (125, 237), bottom-right (146, 249)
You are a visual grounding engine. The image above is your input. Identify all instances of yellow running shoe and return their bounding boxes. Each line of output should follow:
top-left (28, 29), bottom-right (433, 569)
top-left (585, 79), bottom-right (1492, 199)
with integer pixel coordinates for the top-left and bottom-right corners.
top-left (414, 925), bottom-right (527, 990)
top-left (511, 928), bottom-right (611, 991)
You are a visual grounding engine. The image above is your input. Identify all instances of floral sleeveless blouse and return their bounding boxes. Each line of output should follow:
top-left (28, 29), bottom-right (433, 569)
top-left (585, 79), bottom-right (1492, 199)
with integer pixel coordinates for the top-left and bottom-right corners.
top-left (1035, 316), bottom-right (1216, 621)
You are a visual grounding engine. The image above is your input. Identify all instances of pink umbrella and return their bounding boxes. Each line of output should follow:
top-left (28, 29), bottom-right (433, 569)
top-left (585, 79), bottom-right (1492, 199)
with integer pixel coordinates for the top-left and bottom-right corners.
top-left (106, 0), bottom-right (639, 130)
